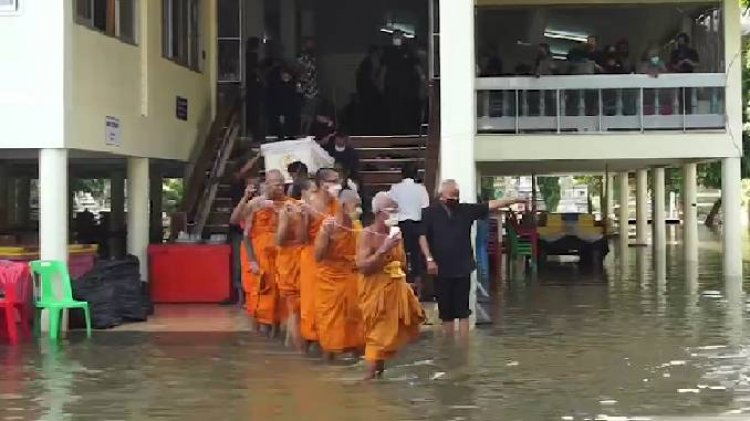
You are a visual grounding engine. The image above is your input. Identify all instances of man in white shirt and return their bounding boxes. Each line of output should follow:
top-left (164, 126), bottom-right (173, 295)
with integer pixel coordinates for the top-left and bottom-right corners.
top-left (388, 164), bottom-right (430, 298)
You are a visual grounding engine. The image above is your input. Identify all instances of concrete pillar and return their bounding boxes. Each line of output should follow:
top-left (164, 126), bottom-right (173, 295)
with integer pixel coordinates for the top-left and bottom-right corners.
top-left (149, 167), bottom-right (163, 244)
top-left (280, 0), bottom-right (297, 60)
top-left (682, 163), bottom-right (698, 263)
top-left (127, 158), bottom-right (150, 281)
top-left (635, 169), bottom-right (648, 245)
top-left (606, 174), bottom-right (615, 221)
top-left (721, 157), bottom-right (742, 279)
top-left (617, 172), bottom-right (630, 243)
top-left (440, 0), bottom-right (477, 326)
top-left (39, 149), bottom-right (68, 261)
top-left (110, 171), bottom-right (125, 258)
top-left (652, 167), bottom-right (666, 251)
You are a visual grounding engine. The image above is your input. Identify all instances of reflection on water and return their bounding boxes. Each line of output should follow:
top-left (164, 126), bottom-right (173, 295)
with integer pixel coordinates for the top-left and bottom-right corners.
top-left (2, 226), bottom-right (750, 420)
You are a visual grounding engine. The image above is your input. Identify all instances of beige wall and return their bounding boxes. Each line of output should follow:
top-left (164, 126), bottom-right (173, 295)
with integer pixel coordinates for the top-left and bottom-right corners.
top-left (68, 0), bottom-right (217, 161)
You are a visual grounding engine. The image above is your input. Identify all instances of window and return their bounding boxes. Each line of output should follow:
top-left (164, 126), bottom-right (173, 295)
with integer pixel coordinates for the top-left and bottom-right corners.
top-left (162, 0), bottom-right (202, 71)
top-left (0, 0), bottom-right (19, 14)
top-left (74, 0), bottom-right (138, 44)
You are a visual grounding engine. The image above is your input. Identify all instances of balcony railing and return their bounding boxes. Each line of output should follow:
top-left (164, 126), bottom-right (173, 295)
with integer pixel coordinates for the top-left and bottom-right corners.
top-left (476, 73), bottom-right (726, 134)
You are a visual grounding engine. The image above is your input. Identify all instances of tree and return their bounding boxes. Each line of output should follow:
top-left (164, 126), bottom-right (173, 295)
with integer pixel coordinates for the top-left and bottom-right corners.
top-left (537, 176), bottom-right (561, 212)
top-left (70, 179), bottom-right (107, 199)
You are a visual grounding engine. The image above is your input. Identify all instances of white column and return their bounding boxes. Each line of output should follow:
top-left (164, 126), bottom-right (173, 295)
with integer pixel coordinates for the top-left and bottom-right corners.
top-left (606, 174), bottom-right (615, 221)
top-left (652, 167), bottom-right (666, 251)
top-left (39, 149), bottom-right (68, 261)
top-left (127, 158), bottom-right (150, 281)
top-left (618, 172), bottom-right (630, 243)
top-left (721, 157), bottom-right (742, 279)
top-left (683, 163), bottom-right (698, 263)
top-left (110, 171), bottom-right (125, 257)
top-left (280, 0), bottom-right (297, 60)
top-left (440, 0), bottom-right (476, 326)
top-left (635, 169), bottom-right (648, 245)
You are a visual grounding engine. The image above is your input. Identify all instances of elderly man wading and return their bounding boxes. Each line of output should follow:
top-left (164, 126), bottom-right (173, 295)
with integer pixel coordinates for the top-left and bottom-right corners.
top-left (419, 180), bottom-right (523, 338)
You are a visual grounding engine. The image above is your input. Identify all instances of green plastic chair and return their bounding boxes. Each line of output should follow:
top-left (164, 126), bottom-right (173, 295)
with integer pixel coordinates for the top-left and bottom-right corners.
top-left (29, 260), bottom-right (91, 340)
top-left (507, 223), bottom-right (536, 276)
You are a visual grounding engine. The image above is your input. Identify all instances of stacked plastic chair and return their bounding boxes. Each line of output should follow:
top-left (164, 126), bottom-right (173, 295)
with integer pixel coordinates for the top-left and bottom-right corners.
top-left (0, 260), bottom-right (32, 344)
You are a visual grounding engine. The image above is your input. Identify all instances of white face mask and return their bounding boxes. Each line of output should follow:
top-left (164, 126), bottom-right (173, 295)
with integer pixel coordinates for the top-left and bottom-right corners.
top-left (327, 184), bottom-right (342, 197)
top-left (393, 38), bottom-right (403, 47)
top-left (384, 213), bottom-right (399, 227)
top-left (335, 145), bottom-right (346, 152)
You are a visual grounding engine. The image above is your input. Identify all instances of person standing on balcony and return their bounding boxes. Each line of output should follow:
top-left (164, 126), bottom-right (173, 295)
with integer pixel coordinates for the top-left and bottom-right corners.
top-left (356, 46), bottom-right (385, 135)
top-left (419, 180), bottom-right (523, 338)
top-left (267, 65), bottom-right (301, 141)
top-left (388, 163), bottom-right (430, 298)
top-left (382, 30), bottom-right (421, 135)
top-left (670, 33), bottom-right (700, 114)
top-left (297, 38), bottom-right (319, 136)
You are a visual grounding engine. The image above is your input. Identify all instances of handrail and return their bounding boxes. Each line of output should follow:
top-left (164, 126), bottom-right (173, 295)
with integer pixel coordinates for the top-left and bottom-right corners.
top-left (181, 92), bottom-right (245, 222)
top-left (476, 73), bottom-right (726, 91)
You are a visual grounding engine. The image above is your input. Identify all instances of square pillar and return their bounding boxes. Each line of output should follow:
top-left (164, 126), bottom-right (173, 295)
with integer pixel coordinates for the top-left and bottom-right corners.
top-left (617, 172), bottom-right (630, 243)
top-left (39, 149), bottom-right (69, 261)
top-left (127, 158), bottom-right (150, 282)
top-left (682, 163), bottom-right (698, 263)
top-left (651, 167), bottom-right (666, 250)
top-left (635, 169), bottom-right (648, 245)
top-left (439, 0), bottom-right (477, 327)
top-left (721, 157), bottom-right (742, 279)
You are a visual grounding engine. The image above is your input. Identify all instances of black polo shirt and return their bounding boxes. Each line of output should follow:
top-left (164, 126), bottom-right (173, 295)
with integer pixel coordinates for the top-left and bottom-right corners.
top-left (421, 202), bottom-right (489, 278)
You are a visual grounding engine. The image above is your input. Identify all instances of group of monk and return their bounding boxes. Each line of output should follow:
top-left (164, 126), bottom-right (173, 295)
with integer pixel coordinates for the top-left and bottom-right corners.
top-left (229, 164), bottom-right (425, 379)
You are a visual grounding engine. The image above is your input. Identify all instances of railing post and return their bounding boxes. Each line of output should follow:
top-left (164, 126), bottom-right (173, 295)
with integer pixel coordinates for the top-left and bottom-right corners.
top-left (639, 88), bottom-right (645, 132)
top-left (482, 90), bottom-right (490, 118)
top-left (598, 89), bottom-right (603, 132)
top-left (521, 90), bottom-right (529, 117)
top-left (577, 90), bottom-right (585, 117)
top-left (514, 90), bottom-right (520, 134)
top-left (616, 89), bottom-right (623, 116)
top-left (556, 89), bottom-right (561, 134)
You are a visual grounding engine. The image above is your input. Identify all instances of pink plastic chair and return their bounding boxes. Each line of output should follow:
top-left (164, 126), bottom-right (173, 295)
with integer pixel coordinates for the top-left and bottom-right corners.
top-left (0, 261), bottom-right (32, 344)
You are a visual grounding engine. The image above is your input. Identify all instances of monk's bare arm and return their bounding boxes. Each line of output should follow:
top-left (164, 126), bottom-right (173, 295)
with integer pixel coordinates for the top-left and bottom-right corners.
top-left (276, 207), bottom-right (291, 246)
top-left (314, 224), bottom-right (332, 262)
top-left (356, 230), bottom-right (387, 276)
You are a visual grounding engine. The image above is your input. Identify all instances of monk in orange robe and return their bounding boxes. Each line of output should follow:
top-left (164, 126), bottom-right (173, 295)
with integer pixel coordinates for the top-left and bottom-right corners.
top-left (314, 189), bottom-right (365, 357)
top-left (276, 196), bottom-right (306, 349)
top-left (356, 192), bottom-right (425, 379)
top-left (230, 177), bottom-right (261, 330)
top-left (245, 169), bottom-right (288, 335)
top-left (299, 168), bottom-right (342, 345)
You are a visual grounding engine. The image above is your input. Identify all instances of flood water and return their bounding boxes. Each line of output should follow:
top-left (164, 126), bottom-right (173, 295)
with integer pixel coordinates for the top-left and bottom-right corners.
top-left (3, 226), bottom-right (750, 420)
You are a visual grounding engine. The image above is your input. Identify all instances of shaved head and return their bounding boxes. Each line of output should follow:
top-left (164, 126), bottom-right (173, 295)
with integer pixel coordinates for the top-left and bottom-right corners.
top-left (371, 191), bottom-right (396, 214)
top-left (265, 169), bottom-right (285, 199)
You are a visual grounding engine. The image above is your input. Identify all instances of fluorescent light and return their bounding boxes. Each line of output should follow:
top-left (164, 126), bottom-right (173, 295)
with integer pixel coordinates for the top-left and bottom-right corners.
top-left (544, 29), bottom-right (588, 43)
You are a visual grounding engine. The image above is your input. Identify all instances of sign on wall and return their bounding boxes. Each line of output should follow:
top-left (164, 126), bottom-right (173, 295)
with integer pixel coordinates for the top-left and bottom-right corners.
top-left (105, 116), bottom-right (121, 147)
top-left (176, 96), bottom-right (188, 121)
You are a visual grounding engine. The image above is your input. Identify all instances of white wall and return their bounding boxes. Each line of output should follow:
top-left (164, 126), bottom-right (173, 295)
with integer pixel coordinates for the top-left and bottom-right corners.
top-left (0, 2), bottom-right (68, 149)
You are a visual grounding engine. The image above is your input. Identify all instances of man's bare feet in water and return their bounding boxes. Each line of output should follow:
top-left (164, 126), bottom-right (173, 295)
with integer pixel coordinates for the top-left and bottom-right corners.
top-left (363, 360), bottom-right (385, 381)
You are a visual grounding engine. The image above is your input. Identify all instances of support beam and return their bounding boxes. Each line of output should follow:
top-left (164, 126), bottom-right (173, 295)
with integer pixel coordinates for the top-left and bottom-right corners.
top-left (618, 172), bottom-right (630, 244)
top-left (635, 169), bottom-right (648, 245)
top-left (606, 174), bottom-right (615, 221)
top-left (721, 157), bottom-right (742, 279)
top-left (440, 0), bottom-right (476, 326)
top-left (652, 167), bottom-right (666, 251)
top-left (682, 163), bottom-right (698, 263)
top-left (127, 158), bottom-right (150, 282)
top-left (110, 171), bottom-right (125, 258)
top-left (39, 149), bottom-right (68, 261)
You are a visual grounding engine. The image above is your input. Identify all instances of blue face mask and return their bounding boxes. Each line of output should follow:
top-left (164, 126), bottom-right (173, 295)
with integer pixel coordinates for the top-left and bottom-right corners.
top-left (650, 56), bottom-right (660, 65)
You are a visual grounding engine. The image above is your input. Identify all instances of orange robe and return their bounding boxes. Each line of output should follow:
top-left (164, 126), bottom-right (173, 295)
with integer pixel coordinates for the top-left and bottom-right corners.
top-left (246, 201), bottom-right (285, 325)
top-left (358, 244), bottom-right (425, 362)
top-left (276, 199), bottom-right (304, 315)
top-left (315, 220), bottom-right (365, 353)
top-left (239, 221), bottom-right (259, 317)
top-left (300, 199), bottom-right (339, 342)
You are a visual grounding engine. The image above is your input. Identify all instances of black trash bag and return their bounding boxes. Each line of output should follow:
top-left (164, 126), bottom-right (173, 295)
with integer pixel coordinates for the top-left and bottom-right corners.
top-left (71, 255), bottom-right (150, 327)
top-left (72, 273), bottom-right (122, 329)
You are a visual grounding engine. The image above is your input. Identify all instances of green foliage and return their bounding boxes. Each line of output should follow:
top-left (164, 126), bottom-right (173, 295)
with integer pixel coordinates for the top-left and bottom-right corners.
top-left (163, 179), bottom-right (184, 216)
top-left (538, 176), bottom-right (561, 212)
top-left (70, 179), bottom-right (107, 199)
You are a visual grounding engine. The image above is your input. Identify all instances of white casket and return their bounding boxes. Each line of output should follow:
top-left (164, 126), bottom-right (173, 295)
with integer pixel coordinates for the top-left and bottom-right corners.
top-left (259, 137), bottom-right (335, 182)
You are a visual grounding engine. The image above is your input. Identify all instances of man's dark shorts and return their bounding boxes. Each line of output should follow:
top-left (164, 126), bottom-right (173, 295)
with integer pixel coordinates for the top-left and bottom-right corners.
top-left (434, 276), bottom-right (471, 321)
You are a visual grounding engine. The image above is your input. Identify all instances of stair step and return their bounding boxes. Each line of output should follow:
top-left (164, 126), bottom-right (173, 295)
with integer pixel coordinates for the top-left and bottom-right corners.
top-left (349, 136), bottom-right (426, 148)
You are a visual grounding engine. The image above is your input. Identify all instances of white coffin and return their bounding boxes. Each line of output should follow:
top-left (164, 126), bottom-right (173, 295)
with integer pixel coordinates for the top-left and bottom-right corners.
top-left (259, 137), bottom-right (335, 182)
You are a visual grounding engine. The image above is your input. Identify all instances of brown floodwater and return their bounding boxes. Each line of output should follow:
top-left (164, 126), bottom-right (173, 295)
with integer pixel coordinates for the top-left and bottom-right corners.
top-left (2, 226), bottom-right (750, 421)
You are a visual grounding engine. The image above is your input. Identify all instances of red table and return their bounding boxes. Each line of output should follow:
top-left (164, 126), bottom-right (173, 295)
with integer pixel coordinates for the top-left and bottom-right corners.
top-left (148, 244), bottom-right (231, 303)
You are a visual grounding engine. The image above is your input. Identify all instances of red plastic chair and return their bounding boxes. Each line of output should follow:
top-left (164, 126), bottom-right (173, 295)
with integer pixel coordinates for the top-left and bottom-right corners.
top-left (0, 261), bottom-right (32, 344)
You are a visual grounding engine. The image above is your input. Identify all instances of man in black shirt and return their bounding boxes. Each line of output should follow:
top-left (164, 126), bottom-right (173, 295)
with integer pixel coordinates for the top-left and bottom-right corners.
top-left (419, 180), bottom-right (522, 337)
top-left (670, 33), bottom-right (699, 73)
